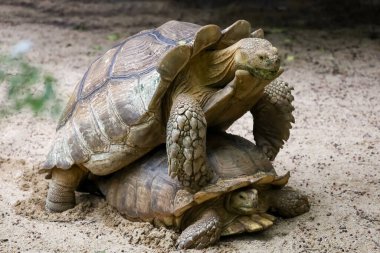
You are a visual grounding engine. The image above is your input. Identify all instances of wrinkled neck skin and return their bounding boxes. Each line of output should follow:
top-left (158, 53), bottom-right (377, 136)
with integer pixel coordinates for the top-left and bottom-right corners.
top-left (194, 44), bottom-right (239, 88)
top-left (163, 44), bottom-right (239, 120)
top-left (175, 45), bottom-right (237, 95)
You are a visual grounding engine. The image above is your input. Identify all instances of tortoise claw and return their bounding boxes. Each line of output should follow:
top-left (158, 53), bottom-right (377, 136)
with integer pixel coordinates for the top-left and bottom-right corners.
top-left (176, 209), bottom-right (222, 249)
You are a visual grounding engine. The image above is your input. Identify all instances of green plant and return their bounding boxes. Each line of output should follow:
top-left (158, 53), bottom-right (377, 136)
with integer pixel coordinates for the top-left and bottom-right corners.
top-left (0, 54), bottom-right (61, 117)
top-left (106, 33), bottom-right (120, 42)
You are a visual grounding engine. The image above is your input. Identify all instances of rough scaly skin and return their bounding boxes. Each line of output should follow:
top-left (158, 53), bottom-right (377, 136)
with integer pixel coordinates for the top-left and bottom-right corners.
top-left (252, 80), bottom-right (295, 160)
top-left (167, 94), bottom-right (212, 189)
top-left (266, 187), bottom-right (310, 218)
top-left (176, 208), bottom-right (222, 249)
top-left (46, 166), bottom-right (87, 212)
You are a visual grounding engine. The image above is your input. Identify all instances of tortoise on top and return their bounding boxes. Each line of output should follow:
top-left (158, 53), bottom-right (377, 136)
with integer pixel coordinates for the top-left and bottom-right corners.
top-left (83, 133), bottom-right (309, 249)
top-left (42, 20), bottom-right (295, 212)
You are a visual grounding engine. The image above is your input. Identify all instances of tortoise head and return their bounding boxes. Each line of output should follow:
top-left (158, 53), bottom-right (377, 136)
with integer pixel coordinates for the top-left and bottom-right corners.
top-left (234, 38), bottom-right (281, 80)
top-left (226, 188), bottom-right (261, 215)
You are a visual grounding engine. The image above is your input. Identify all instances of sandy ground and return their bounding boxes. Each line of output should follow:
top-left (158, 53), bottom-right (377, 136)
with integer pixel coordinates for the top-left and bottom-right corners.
top-left (0, 2), bottom-right (379, 253)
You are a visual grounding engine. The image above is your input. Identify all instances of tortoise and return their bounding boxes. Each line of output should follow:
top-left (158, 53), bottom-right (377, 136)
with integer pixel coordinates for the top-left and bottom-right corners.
top-left (82, 133), bottom-right (309, 249)
top-left (41, 20), bottom-right (295, 212)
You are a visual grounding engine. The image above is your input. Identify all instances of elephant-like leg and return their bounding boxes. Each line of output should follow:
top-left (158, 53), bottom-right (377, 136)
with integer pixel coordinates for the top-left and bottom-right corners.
top-left (267, 186), bottom-right (310, 218)
top-left (176, 209), bottom-right (222, 249)
top-left (167, 94), bottom-right (212, 190)
top-left (46, 165), bottom-right (87, 212)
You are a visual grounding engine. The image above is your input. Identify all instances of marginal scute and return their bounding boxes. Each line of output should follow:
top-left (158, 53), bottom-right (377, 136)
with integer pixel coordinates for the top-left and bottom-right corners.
top-left (192, 24), bottom-right (222, 57)
top-left (157, 45), bottom-right (192, 82)
top-left (217, 20), bottom-right (252, 48)
top-left (238, 216), bottom-right (264, 232)
top-left (221, 219), bottom-right (246, 236)
top-left (57, 79), bottom-right (82, 130)
top-left (271, 172), bottom-right (290, 187)
top-left (250, 214), bottom-right (274, 228)
top-left (173, 189), bottom-right (195, 216)
top-left (251, 28), bottom-right (265, 39)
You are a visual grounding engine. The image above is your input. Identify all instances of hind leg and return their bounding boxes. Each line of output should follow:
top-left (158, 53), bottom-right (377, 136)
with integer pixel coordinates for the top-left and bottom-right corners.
top-left (46, 165), bottom-right (87, 212)
top-left (267, 186), bottom-right (310, 218)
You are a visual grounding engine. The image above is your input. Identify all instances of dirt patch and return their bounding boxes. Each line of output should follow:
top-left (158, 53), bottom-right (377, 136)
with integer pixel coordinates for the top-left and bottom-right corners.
top-left (13, 167), bottom-right (178, 251)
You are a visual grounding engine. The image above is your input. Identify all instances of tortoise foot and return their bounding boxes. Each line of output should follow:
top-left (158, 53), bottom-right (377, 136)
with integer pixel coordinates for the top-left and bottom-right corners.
top-left (46, 182), bottom-right (76, 212)
top-left (251, 80), bottom-right (295, 161)
top-left (268, 186), bottom-right (310, 218)
top-left (176, 209), bottom-right (222, 249)
top-left (45, 166), bottom-right (87, 212)
top-left (167, 94), bottom-right (212, 190)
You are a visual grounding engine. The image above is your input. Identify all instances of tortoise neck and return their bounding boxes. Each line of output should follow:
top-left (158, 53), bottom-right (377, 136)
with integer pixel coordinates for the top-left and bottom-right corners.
top-left (199, 44), bottom-right (239, 87)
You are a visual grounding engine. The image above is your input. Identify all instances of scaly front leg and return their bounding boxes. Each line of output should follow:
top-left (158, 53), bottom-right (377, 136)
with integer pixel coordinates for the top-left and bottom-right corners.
top-left (251, 80), bottom-right (295, 160)
top-left (167, 94), bottom-right (212, 190)
top-left (176, 208), bottom-right (222, 249)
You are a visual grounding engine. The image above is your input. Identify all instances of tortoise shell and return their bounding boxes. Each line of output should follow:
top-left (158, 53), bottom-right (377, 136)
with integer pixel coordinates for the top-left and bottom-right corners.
top-left (96, 133), bottom-right (289, 234)
top-left (42, 20), bottom-right (252, 174)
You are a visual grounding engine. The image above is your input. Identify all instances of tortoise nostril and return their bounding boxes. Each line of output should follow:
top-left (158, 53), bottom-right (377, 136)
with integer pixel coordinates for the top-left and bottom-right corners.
top-left (258, 54), bottom-right (268, 61)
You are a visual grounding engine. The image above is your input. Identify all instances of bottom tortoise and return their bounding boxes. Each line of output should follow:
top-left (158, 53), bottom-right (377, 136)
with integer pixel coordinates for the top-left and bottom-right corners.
top-left (82, 133), bottom-right (310, 249)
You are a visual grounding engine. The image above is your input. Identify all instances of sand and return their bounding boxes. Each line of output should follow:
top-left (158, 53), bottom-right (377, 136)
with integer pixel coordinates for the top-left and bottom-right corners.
top-left (0, 2), bottom-right (379, 253)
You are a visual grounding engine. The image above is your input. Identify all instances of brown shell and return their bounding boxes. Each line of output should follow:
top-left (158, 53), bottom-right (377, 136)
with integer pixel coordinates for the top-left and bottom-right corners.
top-left (42, 20), bottom-right (253, 173)
top-left (58, 21), bottom-right (200, 130)
top-left (95, 133), bottom-right (289, 227)
top-left (58, 20), bottom-right (251, 130)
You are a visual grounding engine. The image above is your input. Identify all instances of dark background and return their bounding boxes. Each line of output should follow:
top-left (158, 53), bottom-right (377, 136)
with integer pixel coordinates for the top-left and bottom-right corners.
top-left (1, 0), bottom-right (379, 33)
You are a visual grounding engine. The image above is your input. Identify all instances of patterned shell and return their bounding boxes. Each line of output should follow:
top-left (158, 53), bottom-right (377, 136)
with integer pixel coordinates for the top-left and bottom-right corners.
top-left (42, 20), bottom-right (252, 172)
top-left (57, 21), bottom-right (199, 130)
top-left (100, 133), bottom-right (289, 223)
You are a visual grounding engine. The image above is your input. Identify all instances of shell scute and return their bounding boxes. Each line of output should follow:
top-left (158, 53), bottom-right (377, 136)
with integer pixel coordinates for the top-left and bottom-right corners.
top-left (151, 176), bottom-right (178, 216)
top-left (107, 78), bottom-right (146, 126)
top-left (81, 46), bottom-right (117, 98)
top-left (156, 20), bottom-right (200, 42)
top-left (111, 35), bottom-right (171, 78)
top-left (71, 102), bottom-right (110, 153)
top-left (89, 87), bottom-right (129, 143)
